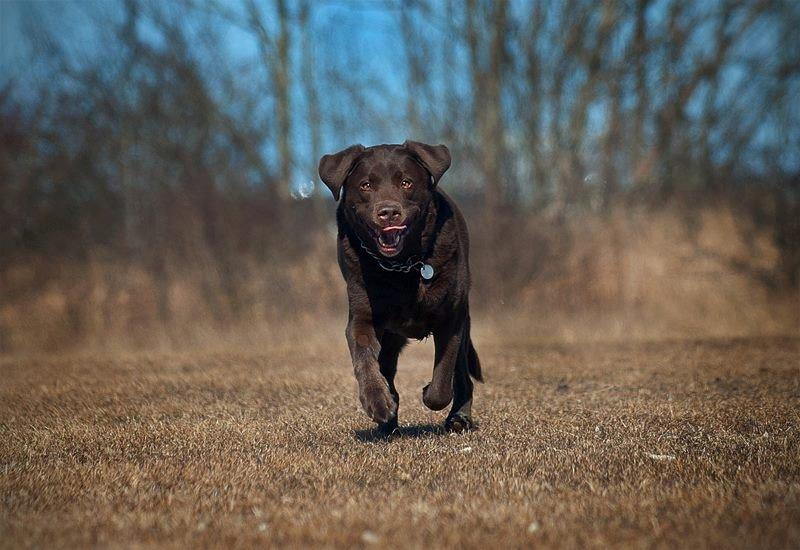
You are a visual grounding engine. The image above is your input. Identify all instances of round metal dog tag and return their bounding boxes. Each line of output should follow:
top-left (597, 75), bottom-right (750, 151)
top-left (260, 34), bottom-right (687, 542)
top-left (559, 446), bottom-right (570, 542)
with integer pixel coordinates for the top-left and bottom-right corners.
top-left (420, 264), bottom-right (434, 280)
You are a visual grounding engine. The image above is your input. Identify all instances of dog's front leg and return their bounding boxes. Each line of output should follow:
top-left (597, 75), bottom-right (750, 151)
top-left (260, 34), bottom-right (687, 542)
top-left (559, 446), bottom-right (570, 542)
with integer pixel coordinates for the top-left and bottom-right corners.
top-left (423, 318), bottom-right (464, 410)
top-left (346, 317), bottom-right (397, 423)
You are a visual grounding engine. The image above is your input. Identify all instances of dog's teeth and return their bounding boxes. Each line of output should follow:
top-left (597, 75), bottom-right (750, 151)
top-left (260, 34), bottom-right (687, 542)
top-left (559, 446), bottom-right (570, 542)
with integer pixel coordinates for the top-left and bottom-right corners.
top-left (379, 229), bottom-right (402, 248)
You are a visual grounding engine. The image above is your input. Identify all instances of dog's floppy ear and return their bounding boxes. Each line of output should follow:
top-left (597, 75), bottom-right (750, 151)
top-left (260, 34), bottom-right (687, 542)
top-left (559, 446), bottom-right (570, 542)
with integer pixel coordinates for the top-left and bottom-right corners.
top-left (403, 140), bottom-right (451, 186)
top-left (318, 144), bottom-right (365, 201)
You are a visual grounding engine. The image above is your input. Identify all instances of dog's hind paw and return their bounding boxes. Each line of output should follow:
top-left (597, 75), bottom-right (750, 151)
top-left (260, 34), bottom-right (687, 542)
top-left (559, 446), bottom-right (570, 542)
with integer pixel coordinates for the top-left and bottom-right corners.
top-left (444, 413), bottom-right (475, 433)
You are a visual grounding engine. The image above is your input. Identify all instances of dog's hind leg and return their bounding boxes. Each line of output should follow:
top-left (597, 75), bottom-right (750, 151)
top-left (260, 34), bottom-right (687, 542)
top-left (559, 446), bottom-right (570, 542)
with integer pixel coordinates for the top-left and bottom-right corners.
top-left (444, 313), bottom-right (481, 432)
top-left (376, 332), bottom-right (407, 436)
top-left (423, 319), bottom-right (463, 411)
top-left (445, 335), bottom-right (476, 432)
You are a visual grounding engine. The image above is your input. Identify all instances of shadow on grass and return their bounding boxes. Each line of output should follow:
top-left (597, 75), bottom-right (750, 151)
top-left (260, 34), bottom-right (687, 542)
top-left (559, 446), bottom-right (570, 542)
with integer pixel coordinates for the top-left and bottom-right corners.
top-left (354, 423), bottom-right (445, 442)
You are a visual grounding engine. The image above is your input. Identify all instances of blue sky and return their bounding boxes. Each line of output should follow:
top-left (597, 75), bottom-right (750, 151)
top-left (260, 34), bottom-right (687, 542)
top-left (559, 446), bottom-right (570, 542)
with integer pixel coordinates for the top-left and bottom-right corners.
top-left (2, 0), bottom-right (797, 182)
top-left (0, 0), bottom-right (412, 190)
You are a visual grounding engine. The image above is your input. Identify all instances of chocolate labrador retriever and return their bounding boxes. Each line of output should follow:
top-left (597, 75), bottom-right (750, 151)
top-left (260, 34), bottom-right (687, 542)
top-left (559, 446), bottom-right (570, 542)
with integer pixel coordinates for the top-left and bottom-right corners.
top-left (318, 141), bottom-right (482, 435)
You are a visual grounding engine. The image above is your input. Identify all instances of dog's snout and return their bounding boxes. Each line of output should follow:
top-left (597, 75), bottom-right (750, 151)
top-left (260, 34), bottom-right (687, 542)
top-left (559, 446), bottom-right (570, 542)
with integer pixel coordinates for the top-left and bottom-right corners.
top-left (376, 202), bottom-right (403, 223)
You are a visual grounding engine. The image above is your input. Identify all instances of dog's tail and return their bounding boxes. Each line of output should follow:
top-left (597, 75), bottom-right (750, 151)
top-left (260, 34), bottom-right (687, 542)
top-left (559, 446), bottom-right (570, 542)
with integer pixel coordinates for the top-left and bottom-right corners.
top-left (467, 339), bottom-right (483, 382)
top-left (465, 314), bottom-right (483, 382)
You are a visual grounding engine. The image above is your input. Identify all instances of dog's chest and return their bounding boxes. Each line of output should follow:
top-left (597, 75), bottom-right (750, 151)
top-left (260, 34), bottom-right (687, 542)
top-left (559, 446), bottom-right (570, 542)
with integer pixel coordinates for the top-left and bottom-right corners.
top-left (383, 277), bottom-right (450, 338)
top-left (390, 307), bottom-right (437, 339)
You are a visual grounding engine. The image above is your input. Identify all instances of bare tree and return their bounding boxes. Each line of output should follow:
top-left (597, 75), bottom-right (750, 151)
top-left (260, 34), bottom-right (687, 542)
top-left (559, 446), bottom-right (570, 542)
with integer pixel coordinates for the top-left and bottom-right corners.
top-left (246, 0), bottom-right (292, 200)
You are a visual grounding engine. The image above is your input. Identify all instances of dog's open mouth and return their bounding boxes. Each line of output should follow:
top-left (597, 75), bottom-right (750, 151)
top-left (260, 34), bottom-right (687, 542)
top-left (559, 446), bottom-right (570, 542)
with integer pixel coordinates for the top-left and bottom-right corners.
top-left (376, 225), bottom-right (408, 255)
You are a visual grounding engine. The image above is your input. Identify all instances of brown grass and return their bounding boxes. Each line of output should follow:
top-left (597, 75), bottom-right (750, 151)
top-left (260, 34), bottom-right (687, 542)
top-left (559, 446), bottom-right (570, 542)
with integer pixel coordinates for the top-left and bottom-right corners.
top-left (2, 204), bottom-right (797, 354)
top-left (2, 333), bottom-right (799, 548)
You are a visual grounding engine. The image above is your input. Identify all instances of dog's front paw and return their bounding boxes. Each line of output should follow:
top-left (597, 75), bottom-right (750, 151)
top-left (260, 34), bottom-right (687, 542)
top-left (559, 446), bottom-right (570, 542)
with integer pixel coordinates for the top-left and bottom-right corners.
top-left (422, 382), bottom-right (452, 411)
top-left (444, 412), bottom-right (476, 433)
top-left (375, 417), bottom-right (399, 438)
top-left (360, 380), bottom-right (397, 424)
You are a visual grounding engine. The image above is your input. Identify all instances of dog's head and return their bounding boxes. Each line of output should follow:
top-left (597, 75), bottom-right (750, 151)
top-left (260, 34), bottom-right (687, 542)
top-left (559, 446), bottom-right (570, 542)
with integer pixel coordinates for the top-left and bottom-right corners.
top-left (318, 141), bottom-right (450, 258)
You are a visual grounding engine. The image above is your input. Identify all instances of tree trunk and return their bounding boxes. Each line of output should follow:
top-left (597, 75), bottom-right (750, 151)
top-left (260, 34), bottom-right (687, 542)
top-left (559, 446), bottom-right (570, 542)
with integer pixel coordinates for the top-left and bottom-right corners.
top-left (275, 0), bottom-right (291, 200)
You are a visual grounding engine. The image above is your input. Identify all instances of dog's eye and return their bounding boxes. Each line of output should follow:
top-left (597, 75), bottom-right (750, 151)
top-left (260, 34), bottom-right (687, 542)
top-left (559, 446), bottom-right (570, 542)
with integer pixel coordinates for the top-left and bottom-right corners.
top-left (360, 181), bottom-right (372, 191)
top-left (401, 179), bottom-right (413, 189)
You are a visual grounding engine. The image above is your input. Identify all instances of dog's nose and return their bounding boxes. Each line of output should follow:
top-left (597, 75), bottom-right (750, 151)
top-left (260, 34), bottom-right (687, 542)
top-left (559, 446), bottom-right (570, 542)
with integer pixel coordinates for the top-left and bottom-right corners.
top-left (376, 202), bottom-right (402, 223)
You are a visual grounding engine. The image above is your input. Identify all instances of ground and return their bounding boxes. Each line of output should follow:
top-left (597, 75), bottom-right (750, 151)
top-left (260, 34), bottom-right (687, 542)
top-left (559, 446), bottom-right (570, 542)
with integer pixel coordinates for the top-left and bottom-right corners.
top-left (1, 334), bottom-right (799, 548)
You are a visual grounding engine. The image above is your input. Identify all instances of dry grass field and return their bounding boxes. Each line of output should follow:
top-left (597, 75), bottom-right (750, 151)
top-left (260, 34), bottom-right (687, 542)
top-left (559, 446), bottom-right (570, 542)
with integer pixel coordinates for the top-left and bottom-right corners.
top-left (2, 329), bottom-right (799, 549)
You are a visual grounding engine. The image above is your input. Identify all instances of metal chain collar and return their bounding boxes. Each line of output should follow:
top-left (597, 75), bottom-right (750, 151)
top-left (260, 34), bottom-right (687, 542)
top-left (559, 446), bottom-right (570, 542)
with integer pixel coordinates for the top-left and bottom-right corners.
top-left (358, 237), bottom-right (426, 273)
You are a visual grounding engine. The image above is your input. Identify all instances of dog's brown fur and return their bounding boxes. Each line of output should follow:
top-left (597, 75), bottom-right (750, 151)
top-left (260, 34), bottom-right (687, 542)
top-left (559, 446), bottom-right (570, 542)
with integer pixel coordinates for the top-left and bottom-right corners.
top-left (319, 141), bottom-right (482, 434)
